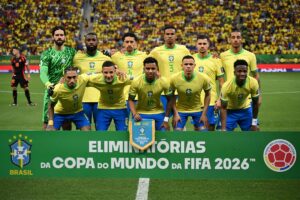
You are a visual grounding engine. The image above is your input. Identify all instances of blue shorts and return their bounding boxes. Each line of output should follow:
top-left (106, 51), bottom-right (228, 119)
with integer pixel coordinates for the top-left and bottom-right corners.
top-left (138, 113), bottom-right (166, 131)
top-left (226, 107), bottom-right (252, 131)
top-left (82, 103), bottom-right (98, 124)
top-left (177, 111), bottom-right (205, 130)
top-left (207, 106), bottom-right (216, 126)
top-left (126, 100), bottom-right (137, 115)
top-left (160, 95), bottom-right (177, 116)
top-left (54, 111), bottom-right (90, 130)
top-left (96, 109), bottom-right (128, 131)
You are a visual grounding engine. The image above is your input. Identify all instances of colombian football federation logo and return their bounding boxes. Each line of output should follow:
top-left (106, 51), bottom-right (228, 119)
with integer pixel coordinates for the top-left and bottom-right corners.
top-left (264, 139), bottom-right (296, 172)
top-left (9, 134), bottom-right (32, 168)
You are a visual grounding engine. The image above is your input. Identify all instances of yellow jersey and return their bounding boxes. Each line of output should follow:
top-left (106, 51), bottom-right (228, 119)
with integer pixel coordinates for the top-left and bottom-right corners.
top-left (193, 53), bottom-right (224, 106)
top-left (220, 48), bottom-right (257, 81)
top-left (221, 76), bottom-right (260, 109)
top-left (129, 75), bottom-right (171, 114)
top-left (73, 50), bottom-right (111, 103)
top-left (170, 72), bottom-right (211, 112)
top-left (111, 50), bottom-right (147, 100)
top-left (88, 74), bottom-right (131, 109)
top-left (51, 74), bottom-right (90, 114)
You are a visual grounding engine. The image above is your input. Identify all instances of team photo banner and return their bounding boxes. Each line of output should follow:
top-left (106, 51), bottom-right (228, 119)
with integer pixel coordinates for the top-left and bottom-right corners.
top-left (0, 131), bottom-right (299, 179)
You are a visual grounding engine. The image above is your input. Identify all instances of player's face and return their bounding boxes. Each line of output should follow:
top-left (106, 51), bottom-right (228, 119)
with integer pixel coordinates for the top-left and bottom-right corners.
top-left (123, 36), bottom-right (136, 53)
top-left (53, 29), bottom-right (66, 47)
top-left (102, 66), bottom-right (116, 83)
top-left (182, 58), bottom-right (195, 78)
top-left (65, 70), bottom-right (78, 89)
top-left (234, 65), bottom-right (248, 81)
top-left (12, 49), bottom-right (19, 56)
top-left (164, 28), bottom-right (176, 45)
top-left (144, 63), bottom-right (158, 81)
top-left (85, 35), bottom-right (98, 52)
top-left (196, 39), bottom-right (209, 54)
top-left (230, 32), bottom-right (242, 48)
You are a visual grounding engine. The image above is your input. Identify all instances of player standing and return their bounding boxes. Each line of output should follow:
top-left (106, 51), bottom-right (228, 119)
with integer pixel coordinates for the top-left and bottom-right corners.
top-left (73, 32), bottom-right (111, 128)
top-left (193, 34), bottom-right (224, 131)
top-left (40, 25), bottom-right (76, 129)
top-left (149, 25), bottom-right (190, 110)
top-left (112, 32), bottom-right (147, 112)
top-left (10, 47), bottom-right (36, 106)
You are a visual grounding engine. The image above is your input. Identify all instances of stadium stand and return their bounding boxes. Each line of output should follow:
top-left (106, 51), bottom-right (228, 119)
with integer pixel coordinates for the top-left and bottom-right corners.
top-left (1, 0), bottom-right (299, 55)
top-left (0, 0), bottom-right (83, 56)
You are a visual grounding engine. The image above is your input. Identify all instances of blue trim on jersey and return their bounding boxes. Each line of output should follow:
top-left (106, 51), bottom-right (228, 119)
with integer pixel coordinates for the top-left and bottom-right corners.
top-left (96, 109), bottom-right (128, 131)
top-left (226, 107), bottom-right (253, 131)
top-left (53, 111), bottom-right (90, 130)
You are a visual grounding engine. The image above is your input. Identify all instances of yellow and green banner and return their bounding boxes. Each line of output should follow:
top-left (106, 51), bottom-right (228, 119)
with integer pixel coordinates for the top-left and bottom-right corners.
top-left (1, 131), bottom-right (299, 179)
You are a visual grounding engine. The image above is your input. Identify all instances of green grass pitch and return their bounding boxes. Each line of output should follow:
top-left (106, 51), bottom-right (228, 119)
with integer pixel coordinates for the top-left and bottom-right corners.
top-left (0, 73), bottom-right (300, 199)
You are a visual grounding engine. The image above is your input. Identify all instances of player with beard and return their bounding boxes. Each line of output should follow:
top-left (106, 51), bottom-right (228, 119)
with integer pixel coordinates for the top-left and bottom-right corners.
top-left (73, 32), bottom-right (111, 128)
top-left (170, 55), bottom-right (211, 131)
top-left (40, 25), bottom-right (76, 130)
top-left (112, 32), bottom-right (147, 113)
top-left (193, 34), bottom-right (224, 131)
top-left (150, 25), bottom-right (190, 111)
top-left (47, 66), bottom-right (91, 131)
top-left (220, 59), bottom-right (260, 131)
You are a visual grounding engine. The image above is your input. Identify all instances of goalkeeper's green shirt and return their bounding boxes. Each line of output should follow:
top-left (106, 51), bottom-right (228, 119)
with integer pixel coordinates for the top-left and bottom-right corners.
top-left (40, 46), bottom-right (76, 85)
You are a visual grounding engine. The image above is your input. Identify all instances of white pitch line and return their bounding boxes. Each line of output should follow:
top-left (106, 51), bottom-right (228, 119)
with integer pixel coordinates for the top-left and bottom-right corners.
top-left (135, 178), bottom-right (150, 200)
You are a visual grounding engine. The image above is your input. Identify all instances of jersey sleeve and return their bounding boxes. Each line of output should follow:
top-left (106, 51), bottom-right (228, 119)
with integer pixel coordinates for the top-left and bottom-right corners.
top-left (50, 84), bottom-right (61, 102)
top-left (161, 77), bottom-right (172, 96)
top-left (128, 80), bottom-right (138, 100)
top-left (251, 78), bottom-right (260, 98)
top-left (202, 74), bottom-right (212, 91)
top-left (215, 58), bottom-right (224, 77)
top-left (39, 50), bottom-right (51, 85)
top-left (249, 53), bottom-right (257, 73)
top-left (220, 82), bottom-right (229, 102)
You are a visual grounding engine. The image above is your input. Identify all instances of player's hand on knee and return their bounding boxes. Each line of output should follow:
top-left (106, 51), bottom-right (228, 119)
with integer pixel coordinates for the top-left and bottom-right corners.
top-left (199, 115), bottom-right (208, 130)
top-left (162, 122), bottom-right (170, 131)
top-left (172, 113), bottom-right (181, 128)
top-left (250, 125), bottom-right (259, 131)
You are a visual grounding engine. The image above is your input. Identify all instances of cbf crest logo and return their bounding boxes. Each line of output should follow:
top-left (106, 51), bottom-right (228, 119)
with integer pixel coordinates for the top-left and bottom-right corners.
top-left (168, 55), bottom-right (174, 62)
top-left (198, 66), bottom-right (204, 72)
top-left (147, 91), bottom-right (153, 97)
top-left (127, 61), bottom-right (133, 68)
top-left (89, 62), bottom-right (95, 69)
top-left (186, 88), bottom-right (192, 96)
top-left (9, 134), bottom-right (32, 168)
top-left (264, 139), bottom-right (296, 172)
top-left (129, 119), bottom-right (155, 151)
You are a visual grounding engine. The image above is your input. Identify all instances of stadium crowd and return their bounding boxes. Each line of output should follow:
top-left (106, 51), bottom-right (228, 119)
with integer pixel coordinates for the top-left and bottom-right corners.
top-left (1, 0), bottom-right (299, 56)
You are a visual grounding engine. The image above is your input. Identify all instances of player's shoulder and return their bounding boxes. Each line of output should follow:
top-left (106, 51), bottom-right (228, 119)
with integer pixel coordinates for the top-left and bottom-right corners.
top-left (170, 71), bottom-right (182, 80)
top-left (136, 50), bottom-right (147, 56)
top-left (220, 49), bottom-right (231, 58)
top-left (74, 51), bottom-right (86, 59)
top-left (150, 45), bottom-right (164, 53)
top-left (176, 44), bottom-right (189, 50)
top-left (248, 76), bottom-right (258, 85)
